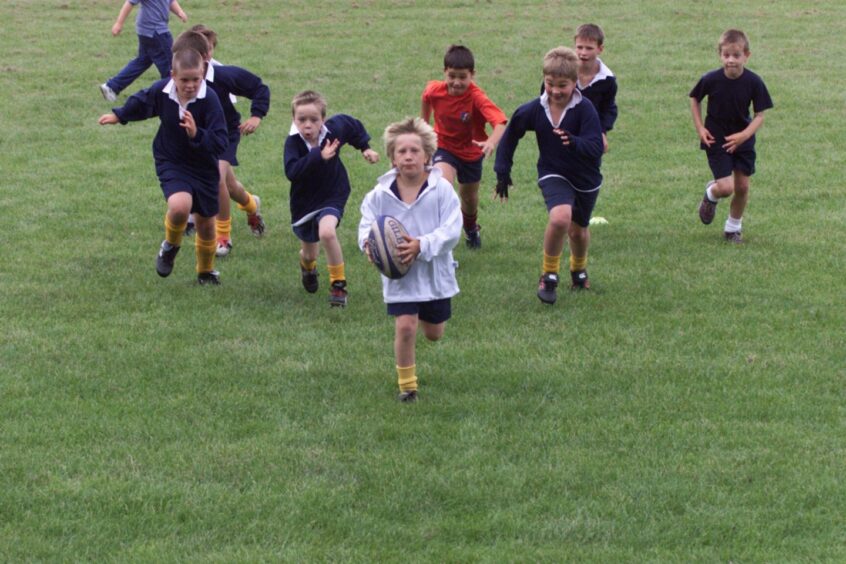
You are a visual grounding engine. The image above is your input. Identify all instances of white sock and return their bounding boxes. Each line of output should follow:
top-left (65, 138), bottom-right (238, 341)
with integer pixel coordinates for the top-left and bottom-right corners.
top-left (725, 216), bottom-right (742, 233)
top-left (706, 183), bottom-right (719, 203)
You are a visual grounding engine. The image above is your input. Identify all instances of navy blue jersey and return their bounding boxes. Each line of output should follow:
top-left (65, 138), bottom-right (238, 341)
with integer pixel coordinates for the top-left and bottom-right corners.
top-left (689, 68), bottom-right (773, 151)
top-left (495, 92), bottom-right (603, 191)
top-left (114, 78), bottom-right (228, 186)
top-left (284, 114), bottom-right (372, 223)
top-left (207, 64), bottom-right (270, 134)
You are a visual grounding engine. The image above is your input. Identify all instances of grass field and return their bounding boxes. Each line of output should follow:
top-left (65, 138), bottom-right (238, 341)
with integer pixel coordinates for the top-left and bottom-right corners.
top-left (2, 0), bottom-right (845, 560)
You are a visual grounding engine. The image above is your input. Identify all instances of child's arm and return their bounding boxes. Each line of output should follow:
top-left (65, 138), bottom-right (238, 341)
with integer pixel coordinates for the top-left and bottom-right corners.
top-left (169, 0), bottom-right (188, 22)
top-left (690, 97), bottom-right (714, 147)
top-left (493, 104), bottom-right (531, 201)
top-left (330, 114), bottom-right (379, 163)
top-left (414, 188), bottom-right (462, 262)
top-left (111, 1), bottom-right (134, 36)
top-left (186, 102), bottom-right (229, 156)
top-left (284, 137), bottom-right (324, 181)
top-left (723, 111), bottom-right (766, 154)
top-left (98, 113), bottom-right (120, 125)
top-left (358, 191), bottom-right (378, 255)
top-left (472, 122), bottom-right (507, 158)
top-left (421, 99), bottom-right (432, 123)
top-left (216, 66), bottom-right (270, 135)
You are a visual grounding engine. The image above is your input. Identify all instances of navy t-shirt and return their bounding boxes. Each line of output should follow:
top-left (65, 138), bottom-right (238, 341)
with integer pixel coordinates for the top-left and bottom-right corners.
top-left (689, 68), bottom-right (773, 152)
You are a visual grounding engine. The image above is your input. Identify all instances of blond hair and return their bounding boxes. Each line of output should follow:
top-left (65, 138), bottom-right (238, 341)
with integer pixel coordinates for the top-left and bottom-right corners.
top-left (543, 46), bottom-right (578, 81)
top-left (384, 117), bottom-right (438, 162)
top-left (291, 90), bottom-right (327, 117)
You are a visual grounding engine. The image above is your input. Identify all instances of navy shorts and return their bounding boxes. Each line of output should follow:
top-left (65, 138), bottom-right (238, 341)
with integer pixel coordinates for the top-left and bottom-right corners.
top-left (706, 148), bottom-right (756, 179)
top-left (538, 176), bottom-right (600, 228)
top-left (159, 174), bottom-right (219, 218)
top-left (433, 148), bottom-right (483, 184)
top-left (219, 131), bottom-right (241, 166)
top-left (387, 298), bottom-right (452, 324)
top-left (292, 208), bottom-right (342, 243)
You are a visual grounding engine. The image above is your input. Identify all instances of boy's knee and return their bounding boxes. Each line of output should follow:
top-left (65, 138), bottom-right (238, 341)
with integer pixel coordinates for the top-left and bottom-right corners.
top-left (318, 225), bottom-right (337, 242)
top-left (396, 320), bottom-right (417, 342)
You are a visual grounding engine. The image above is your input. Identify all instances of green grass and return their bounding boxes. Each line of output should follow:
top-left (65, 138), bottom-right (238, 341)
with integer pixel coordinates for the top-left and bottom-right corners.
top-left (2, 0), bottom-right (845, 560)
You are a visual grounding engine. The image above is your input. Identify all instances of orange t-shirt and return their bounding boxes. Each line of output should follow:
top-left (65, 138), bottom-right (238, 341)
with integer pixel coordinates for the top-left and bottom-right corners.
top-left (421, 81), bottom-right (507, 162)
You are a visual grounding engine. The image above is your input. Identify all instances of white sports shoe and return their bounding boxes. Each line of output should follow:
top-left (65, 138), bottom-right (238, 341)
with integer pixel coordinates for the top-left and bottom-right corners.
top-left (99, 83), bottom-right (117, 102)
top-left (215, 238), bottom-right (232, 257)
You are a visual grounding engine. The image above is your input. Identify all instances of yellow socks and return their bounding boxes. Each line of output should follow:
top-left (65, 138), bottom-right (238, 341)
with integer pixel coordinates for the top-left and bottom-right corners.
top-left (543, 253), bottom-right (561, 275)
top-left (328, 263), bottom-right (346, 285)
top-left (215, 217), bottom-right (232, 241)
top-left (300, 257), bottom-right (317, 271)
top-left (237, 192), bottom-right (257, 215)
top-left (195, 236), bottom-right (216, 273)
top-left (396, 365), bottom-right (418, 393)
top-left (569, 254), bottom-right (587, 272)
top-left (164, 216), bottom-right (187, 247)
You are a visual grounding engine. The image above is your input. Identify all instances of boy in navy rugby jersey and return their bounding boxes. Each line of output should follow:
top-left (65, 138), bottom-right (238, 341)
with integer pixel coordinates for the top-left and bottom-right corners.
top-left (494, 47), bottom-right (604, 305)
top-left (691, 29), bottom-right (773, 244)
top-left (173, 27), bottom-right (270, 257)
top-left (100, 0), bottom-right (188, 102)
top-left (285, 90), bottom-right (380, 307)
top-left (540, 24), bottom-right (617, 153)
top-left (99, 48), bottom-right (229, 284)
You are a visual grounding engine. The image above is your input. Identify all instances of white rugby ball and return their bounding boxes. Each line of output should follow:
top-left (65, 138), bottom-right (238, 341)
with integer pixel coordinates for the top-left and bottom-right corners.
top-left (368, 215), bottom-right (411, 279)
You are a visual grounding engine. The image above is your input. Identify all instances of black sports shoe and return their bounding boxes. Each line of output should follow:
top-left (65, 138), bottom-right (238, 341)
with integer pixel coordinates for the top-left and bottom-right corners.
top-left (197, 270), bottom-right (221, 285)
top-left (537, 273), bottom-right (559, 305)
top-left (329, 280), bottom-right (348, 307)
top-left (156, 241), bottom-right (180, 278)
top-left (699, 181), bottom-right (717, 225)
top-left (397, 390), bottom-right (418, 403)
top-left (570, 269), bottom-right (590, 290)
top-left (301, 266), bottom-right (319, 293)
top-left (465, 225), bottom-right (482, 249)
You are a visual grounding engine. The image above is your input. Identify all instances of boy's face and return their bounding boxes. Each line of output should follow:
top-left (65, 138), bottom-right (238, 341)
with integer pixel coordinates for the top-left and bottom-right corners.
top-left (720, 42), bottom-right (749, 78)
top-left (444, 67), bottom-right (474, 96)
top-left (544, 75), bottom-right (577, 106)
top-left (391, 133), bottom-right (427, 178)
top-left (293, 103), bottom-right (325, 144)
top-left (171, 65), bottom-right (204, 102)
top-left (574, 37), bottom-right (603, 66)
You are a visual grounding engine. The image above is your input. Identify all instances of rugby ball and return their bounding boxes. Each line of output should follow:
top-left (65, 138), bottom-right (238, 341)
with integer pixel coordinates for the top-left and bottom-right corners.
top-left (368, 215), bottom-right (411, 279)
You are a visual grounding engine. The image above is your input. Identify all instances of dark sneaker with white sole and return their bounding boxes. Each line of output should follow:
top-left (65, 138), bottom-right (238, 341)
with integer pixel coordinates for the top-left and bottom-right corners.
top-left (699, 181), bottom-right (718, 225)
top-left (723, 231), bottom-right (744, 244)
top-left (329, 280), bottom-right (348, 307)
top-left (570, 269), bottom-right (590, 290)
top-left (465, 225), bottom-right (482, 249)
top-left (537, 273), bottom-right (559, 305)
top-left (197, 270), bottom-right (221, 285)
top-left (397, 390), bottom-right (418, 403)
top-left (156, 241), bottom-right (180, 277)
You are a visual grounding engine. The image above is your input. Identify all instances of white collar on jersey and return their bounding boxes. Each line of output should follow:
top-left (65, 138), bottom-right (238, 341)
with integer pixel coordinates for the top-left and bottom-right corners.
top-left (162, 78), bottom-right (208, 119)
top-left (540, 88), bottom-right (582, 128)
top-left (289, 122), bottom-right (331, 150)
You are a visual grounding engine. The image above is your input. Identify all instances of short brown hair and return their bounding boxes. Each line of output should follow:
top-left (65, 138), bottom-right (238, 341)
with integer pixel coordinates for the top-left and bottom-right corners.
top-left (190, 24), bottom-right (218, 49)
top-left (291, 90), bottom-right (327, 117)
top-left (543, 47), bottom-right (578, 81)
top-left (443, 44), bottom-right (474, 72)
top-left (173, 30), bottom-right (210, 58)
top-left (384, 117), bottom-right (438, 163)
top-left (719, 29), bottom-right (750, 52)
top-left (575, 23), bottom-right (604, 46)
top-left (171, 48), bottom-right (204, 74)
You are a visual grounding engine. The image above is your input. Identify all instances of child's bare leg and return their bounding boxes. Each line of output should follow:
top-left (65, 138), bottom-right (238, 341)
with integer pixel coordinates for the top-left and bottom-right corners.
top-left (395, 315), bottom-right (418, 366)
top-left (729, 171), bottom-right (750, 219)
top-left (223, 162), bottom-right (250, 207)
top-left (217, 165), bottom-right (232, 222)
top-left (395, 314), bottom-right (419, 399)
top-left (543, 205), bottom-right (572, 260)
top-left (435, 161), bottom-right (457, 185)
top-left (710, 176), bottom-right (734, 199)
top-left (166, 192), bottom-right (192, 225)
top-left (458, 182), bottom-right (482, 247)
top-left (318, 215), bottom-right (343, 266)
top-left (420, 321), bottom-right (445, 342)
top-left (194, 215), bottom-right (216, 242)
top-left (300, 241), bottom-right (320, 264)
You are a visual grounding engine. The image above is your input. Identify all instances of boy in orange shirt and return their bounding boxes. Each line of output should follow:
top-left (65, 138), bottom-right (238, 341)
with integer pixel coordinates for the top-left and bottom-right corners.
top-left (421, 45), bottom-right (507, 249)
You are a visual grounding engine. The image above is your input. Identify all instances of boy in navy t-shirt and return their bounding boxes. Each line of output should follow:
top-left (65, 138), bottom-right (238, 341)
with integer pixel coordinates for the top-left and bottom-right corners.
top-left (99, 48), bottom-right (229, 284)
top-left (495, 47), bottom-right (604, 305)
top-left (690, 29), bottom-right (773, 243)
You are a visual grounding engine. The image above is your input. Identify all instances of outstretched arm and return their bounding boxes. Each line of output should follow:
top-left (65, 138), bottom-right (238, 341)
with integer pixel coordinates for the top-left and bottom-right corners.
top-left (111, 1), bottom-right (134, 36)
top-left (169, 0), bottom-right (188, 22)
top-left (421, 99), bottom-right (432, 123)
